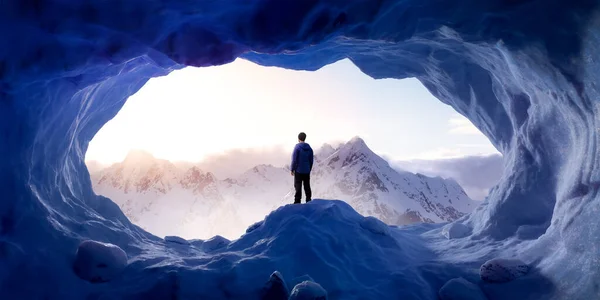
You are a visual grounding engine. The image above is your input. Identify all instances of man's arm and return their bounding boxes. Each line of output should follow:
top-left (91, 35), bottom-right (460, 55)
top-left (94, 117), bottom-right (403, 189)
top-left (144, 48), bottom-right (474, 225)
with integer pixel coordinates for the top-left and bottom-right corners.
top-left (290, 146), bottom-right (299, 174)
top-left (309, 149), bottom-right (314, 172)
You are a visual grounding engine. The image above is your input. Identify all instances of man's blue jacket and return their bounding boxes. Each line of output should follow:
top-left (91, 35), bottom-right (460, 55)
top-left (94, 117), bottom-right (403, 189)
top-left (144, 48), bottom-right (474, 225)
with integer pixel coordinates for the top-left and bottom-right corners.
top-left (291, 143), bottom-right (314, 174)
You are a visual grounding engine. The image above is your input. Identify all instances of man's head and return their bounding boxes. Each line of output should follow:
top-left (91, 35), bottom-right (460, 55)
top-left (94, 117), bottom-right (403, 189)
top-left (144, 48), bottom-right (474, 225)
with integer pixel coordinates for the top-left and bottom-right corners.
top-left (298, 132), bottom-right (307, 142)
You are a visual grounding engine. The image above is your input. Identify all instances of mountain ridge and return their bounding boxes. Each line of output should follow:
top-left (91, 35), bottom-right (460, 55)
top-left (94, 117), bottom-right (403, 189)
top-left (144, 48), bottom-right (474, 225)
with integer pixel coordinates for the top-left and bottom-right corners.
top-left (89, 137), bottom-right (477, 239)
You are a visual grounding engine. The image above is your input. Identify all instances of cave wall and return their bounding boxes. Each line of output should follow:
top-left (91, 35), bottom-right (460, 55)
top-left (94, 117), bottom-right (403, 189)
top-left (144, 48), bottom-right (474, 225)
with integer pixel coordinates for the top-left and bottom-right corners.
top-left (1, 0), bottom-right (600, 298)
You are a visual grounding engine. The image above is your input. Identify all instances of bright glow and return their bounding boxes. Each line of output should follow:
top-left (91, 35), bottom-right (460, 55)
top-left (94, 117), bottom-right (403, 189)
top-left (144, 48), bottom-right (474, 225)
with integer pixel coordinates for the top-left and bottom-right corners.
top-left (86, 59), bottom-right (499, 165)
top-left (448, 116), bottom-right (483, 135)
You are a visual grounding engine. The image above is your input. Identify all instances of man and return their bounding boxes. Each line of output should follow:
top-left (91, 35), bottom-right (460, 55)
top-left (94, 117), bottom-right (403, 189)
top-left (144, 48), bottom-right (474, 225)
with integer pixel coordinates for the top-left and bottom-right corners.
top-left (290, 132), bottom-right (314, 204)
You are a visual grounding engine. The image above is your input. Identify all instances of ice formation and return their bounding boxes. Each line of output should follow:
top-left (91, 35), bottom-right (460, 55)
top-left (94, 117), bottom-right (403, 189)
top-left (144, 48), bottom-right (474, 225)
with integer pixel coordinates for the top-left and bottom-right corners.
top-left (480, 258), bottom-right (530, 283)
top-left (1, 0), bottom-right (599, 299)
top-left (165, 235), bottom-right (190, 245)
top-left (289, 281), bottom-right (328, 300)
top-left (73, 240), bottom-right (128, 283)
top-left (438, 277), bottom-right (486, 300)
top-left (261, 271), bottom-right (290, 300)
top-left (442, 222), bottom-right (471, 240)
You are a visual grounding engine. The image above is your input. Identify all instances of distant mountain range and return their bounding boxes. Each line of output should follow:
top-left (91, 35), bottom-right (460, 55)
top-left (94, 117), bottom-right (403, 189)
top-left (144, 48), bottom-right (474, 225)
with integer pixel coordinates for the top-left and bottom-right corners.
top-left (88, 137), bottom-right (477, 239)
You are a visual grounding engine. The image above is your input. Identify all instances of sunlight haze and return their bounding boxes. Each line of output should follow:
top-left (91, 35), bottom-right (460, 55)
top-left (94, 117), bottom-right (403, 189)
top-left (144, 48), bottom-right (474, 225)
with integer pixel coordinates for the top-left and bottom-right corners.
top-left (86, 59), bottom-right (498, 165)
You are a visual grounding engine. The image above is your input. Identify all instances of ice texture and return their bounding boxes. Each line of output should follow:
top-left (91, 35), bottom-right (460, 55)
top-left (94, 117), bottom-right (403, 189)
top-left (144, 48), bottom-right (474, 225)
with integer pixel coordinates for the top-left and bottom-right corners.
top-left (289, 281), bottom-right (328, 300)
top-left (261, 271), bottom-right (290, 300)
top-left (1, 0), bottom-right (599, 299)
top-left (480, 258), bottom-right (530, 283)
top-left (72, 240), bottom-right (128, 283)
top-left (165, 236), bottom-right (190, 245)
top-left (442, 223), bottom-right (471, 239)
top-left (439, 278), bottom-right (487, 300)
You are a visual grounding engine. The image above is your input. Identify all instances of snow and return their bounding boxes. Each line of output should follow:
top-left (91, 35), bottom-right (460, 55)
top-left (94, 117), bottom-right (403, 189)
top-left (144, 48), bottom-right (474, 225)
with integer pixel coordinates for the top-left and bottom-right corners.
top-left (261, 271), bottom-right (290, 300)
top-left (165, 236), bottom-right (190, 245)
top-left (439, 278), bottom-right (486, 300)
top-left (91, 140), bottom-right (475, 239)
top-left (480, 258), bottom-right (530, 283)
top-left (201, 235), bottom-right (230, 252)
top-left (360, 216), bottom-right (390, 236)
top-left (315, 143), bottom-right (336, 161)
top-left (442, 222), bottom-right (471, 239)
top-left (289, 281), bottom-right (328, 300)
top-left (1, 0), bottom-right (599, 299)
top-left (246, 220), bottom-right (264, 234)
top-left (72, 240), bottom-right (128, 283)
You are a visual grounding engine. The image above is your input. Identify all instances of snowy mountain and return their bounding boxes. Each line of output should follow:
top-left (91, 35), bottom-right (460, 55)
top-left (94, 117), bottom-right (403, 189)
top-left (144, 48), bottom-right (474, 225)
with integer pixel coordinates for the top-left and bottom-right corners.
top-left (301, 137), bottom-right (475, 225)
top-left (90, 137), bottom-right (477, 239)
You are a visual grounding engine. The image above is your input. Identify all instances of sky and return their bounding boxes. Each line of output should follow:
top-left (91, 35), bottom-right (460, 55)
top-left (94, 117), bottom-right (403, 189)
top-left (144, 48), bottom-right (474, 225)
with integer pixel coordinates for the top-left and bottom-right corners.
top-left (86, 58), bottom-right (499, 165)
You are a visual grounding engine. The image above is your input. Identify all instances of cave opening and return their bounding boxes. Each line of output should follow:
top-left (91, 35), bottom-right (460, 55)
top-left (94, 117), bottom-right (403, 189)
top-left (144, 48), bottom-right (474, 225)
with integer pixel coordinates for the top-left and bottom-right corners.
top-left (4, 0), bottom-right (600, 298)
top-left (84, 58), bottom-right (499, 240)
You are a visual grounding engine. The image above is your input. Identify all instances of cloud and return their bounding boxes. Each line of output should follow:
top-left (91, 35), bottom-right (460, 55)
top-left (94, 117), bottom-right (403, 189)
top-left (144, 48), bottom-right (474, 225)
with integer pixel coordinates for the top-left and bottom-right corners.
top-left (409, 147), bottom-right (473, 160)
top-left (85, 160), bottom-right (111, 175)
top-left (392, 154), bottom-right (504, 200)
top-left (448, 116), bottom-right (481, 135)
top-left (88, 141), bottom-right (503, 201)
top-left (193, 146), bottom-right (290, 179)
top-left (404, 144), bottom-right (500, 160)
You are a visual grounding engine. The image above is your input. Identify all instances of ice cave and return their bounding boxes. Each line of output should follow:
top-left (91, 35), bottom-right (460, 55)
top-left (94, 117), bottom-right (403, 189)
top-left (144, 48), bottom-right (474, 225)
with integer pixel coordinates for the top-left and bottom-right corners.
top-left (1, 0), bottom-right (599, 299)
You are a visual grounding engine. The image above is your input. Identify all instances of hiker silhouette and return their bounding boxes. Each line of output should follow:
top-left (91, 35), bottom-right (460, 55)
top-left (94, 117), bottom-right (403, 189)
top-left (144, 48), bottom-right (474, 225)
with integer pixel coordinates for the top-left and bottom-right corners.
top-left (290, 132), bottom-right (314, 204)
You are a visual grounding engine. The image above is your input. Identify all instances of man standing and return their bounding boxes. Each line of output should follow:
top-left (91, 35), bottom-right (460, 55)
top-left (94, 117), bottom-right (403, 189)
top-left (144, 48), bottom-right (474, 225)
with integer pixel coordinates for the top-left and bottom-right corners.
top-left (290, 132), bottom-right (314, 204)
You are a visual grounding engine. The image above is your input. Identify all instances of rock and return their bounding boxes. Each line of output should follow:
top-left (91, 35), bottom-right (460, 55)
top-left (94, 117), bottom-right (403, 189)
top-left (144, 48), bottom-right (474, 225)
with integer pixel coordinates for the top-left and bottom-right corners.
top-left (442, 222), bottom-right (471, 239)
top-left (73, 240), bottom-right (128, 283)
top-left (480, 258), bottom-right (530, 283)
top-left (515, 224), bottom-right (547, 240)
top-left (439, 277), bottom-right (487, 300)
top-left (134, 271), bottom-right (179, 299)
top-left (360, 216), bottom-right (390, 235)
top-left (290, 275), bottom-right (315, 288)
top-left (0, 241), bottom-right (25, 284)
top-left (189, 239), bottom-right (204, 248)
top-left (247, 220), bottom-right (264, 234)
top-left (261, 271), bottom-right (289, 300)
top-left (202, 235), bottom-right (230, 252)
top-left (165, 235), bottom-right (189, 245)
top-left (289, 281), bottom-right (327, 300)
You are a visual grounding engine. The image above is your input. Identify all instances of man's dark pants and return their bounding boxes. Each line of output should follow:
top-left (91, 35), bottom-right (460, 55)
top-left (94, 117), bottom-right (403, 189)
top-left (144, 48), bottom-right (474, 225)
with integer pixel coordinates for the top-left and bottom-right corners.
top-left (294, 173), bottom-right (312, 204)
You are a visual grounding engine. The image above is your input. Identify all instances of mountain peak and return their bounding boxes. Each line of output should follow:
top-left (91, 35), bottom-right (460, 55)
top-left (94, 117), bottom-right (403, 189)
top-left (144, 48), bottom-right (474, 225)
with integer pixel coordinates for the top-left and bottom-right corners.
top-left (320, 143), bottom-right (334, 150)
top-left (348, 136), bottom-right (366, 145)
top-left (123, 149), bottom-right (156, 164)
top-left (322, 136), bottom-right (394, 172)
top-left (341, 136), bottom-right (370, 153)
top-left (316, 143), bottom-right (336, 160)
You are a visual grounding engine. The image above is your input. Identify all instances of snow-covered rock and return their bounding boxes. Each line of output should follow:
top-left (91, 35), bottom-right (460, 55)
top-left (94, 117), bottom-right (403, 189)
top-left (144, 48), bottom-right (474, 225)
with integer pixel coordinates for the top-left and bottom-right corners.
top-left (246, 220), bottom-right (264, 234)
top-left (287, 137), bottom-right (477, 226)
top-left (439, 277), bottom-right (487, 300)
top-left (442, 222), bottom-right (471, 239)
top-left (289, 275), bottom-right (316, 289)
top-left (72, 240), bottom-right (128, 283)
top-left (165, 236), bottom-right (189, 245)
top-left (360, 216), bottom-right (390, 236)
top-left (480, 258), bottom-right (530, 283)
top-left (289, 281), bottom-right (328, 300)
top-left (201, 235), bottom-right (230, 252)
top-left (261, 271), bottom-right (289, 300)
top-left (315, 143), bottom-right (336, 161)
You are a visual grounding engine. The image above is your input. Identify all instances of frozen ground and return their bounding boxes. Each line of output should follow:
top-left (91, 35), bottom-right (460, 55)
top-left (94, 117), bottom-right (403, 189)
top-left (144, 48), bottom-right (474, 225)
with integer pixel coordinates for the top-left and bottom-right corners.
top-left (56, 200), bottom-right (550, 299)
top-left (1, 0), bottom-right (600, 299)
